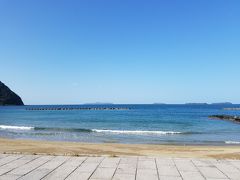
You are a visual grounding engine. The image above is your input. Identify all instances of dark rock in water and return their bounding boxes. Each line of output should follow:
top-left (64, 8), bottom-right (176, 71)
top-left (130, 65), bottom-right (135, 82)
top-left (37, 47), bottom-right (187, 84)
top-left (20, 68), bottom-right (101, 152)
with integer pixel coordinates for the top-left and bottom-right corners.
top-left (209, 115), bottom-right (240, 123)
top-left (0, 81), bottom-right (24, 105)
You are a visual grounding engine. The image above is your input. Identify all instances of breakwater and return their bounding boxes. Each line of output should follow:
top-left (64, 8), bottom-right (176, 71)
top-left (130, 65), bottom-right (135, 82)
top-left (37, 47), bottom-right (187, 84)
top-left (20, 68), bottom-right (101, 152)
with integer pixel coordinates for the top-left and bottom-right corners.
top-left (26, 107), bottom-right (130, 111)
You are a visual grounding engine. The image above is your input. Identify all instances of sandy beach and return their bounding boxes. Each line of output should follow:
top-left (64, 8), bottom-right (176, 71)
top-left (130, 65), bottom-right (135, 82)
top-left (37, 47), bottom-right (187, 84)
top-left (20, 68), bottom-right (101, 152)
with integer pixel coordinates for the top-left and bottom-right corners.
top-left (0, 138), bottom-right (240, 159)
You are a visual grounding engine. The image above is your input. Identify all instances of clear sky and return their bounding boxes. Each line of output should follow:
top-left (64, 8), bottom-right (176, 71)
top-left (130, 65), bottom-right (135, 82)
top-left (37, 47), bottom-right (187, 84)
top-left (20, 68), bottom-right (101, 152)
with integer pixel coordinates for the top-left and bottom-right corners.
top-left (0, 0), bottom-right (240, 104)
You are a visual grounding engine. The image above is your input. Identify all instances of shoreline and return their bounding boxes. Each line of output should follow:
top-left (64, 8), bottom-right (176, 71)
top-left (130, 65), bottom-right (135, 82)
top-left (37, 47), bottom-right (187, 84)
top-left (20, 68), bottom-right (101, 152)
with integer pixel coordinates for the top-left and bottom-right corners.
top-left (0, 137), bottom-right (240, 159)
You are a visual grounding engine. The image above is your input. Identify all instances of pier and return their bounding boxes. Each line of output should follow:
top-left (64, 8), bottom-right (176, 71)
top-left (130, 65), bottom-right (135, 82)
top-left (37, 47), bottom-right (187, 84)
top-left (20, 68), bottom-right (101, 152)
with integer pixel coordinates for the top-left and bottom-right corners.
top-left (26, 107), bottom-right (130, 111)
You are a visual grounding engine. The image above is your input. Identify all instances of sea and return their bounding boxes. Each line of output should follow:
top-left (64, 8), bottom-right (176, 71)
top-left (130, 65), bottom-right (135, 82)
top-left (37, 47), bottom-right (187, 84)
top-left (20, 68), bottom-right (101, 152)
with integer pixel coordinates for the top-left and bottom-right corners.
top-left (0, 104), bottom-right (240, 145)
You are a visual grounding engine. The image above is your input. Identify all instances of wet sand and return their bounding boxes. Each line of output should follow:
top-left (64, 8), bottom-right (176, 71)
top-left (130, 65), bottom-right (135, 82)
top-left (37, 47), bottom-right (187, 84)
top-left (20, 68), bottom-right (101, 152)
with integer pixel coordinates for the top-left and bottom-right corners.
top-left (0, 138), bottom-right (240, 159)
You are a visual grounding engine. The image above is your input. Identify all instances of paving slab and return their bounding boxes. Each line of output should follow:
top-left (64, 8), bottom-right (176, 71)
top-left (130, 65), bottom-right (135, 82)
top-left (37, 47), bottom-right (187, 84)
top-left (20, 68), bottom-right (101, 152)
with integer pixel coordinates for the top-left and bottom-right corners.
top-left (90, 167), bottom-right (116, 179)
top-left (116, 163), bottom-right (137, 175)
top-left (0, 174), bottom-right (21, 180)
top-left (6, 156), bottom-right (52, 176)
top-left (99, 157), bottom-right (120, 168)
top-left (174, 159), bottom-right (198, 172)
top-left (66, 171), bottom-right (93, 180)
top-left (138, 160), bottom-right (156, 170)
top-left (42, 157), bottom-right (86, 180)
top-left (0, 154), bottom-right (239, 180)
top-left (78, 163), bottom-right (100, 172)
top-left (19, 156), bottom-right (69, 180)
top-left (84, 157), bottom-right (104, 164)
top-left (192, 159), bottom-right (214, 167)
top-left (205, 179), bottom-right (229, 180)
top-left (112, 173), bottom-right (135, 180)
top-left (0, 155), bottom-right (38, 176)
top-left (198, 166), bottom-right (228, 179)
top-left (138, 157), bottom-right (155, 161)
top-left (179, 171), bottom-right (205, 180)
top-left (0, 154), bottom-right (9, 159)
top-left (120, 157), bottom-right (138, 164)
top-left (0, 155), bottom-right (23, 167)
top-left (159, 176), bottom-right (182, 180)
top-left (213, 161), bottom-right (240, 179)
top-left (136, 169), bottom-right (158, 180)
top-left (156, 158), bottom-right (175, 166)
top-left (157, 165), bottom-right (180, 176)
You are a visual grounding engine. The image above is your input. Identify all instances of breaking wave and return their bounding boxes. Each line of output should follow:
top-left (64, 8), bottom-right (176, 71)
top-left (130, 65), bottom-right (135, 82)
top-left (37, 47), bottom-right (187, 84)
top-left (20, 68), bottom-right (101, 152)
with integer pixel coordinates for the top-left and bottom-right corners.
top-left (0, 125), bottom-right (34, 130)
top-left (92, 129), bottom-right (182, 135)
top-left (225, 141), bottom-right (240, 144)
top-left (0, 125), bottom-right (199, 135)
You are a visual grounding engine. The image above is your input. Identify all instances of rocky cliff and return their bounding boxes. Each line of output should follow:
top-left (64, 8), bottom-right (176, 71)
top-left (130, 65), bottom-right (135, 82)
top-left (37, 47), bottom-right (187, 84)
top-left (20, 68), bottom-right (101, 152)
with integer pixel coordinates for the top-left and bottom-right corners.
top-left (0, 81), bottom-right (24, 105)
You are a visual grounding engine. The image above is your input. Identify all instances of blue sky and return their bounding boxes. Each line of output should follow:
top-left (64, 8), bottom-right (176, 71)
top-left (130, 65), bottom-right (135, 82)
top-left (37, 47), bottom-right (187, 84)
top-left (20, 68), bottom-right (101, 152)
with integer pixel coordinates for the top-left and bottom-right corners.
top-left (0, 0), bottom-right (240, 104)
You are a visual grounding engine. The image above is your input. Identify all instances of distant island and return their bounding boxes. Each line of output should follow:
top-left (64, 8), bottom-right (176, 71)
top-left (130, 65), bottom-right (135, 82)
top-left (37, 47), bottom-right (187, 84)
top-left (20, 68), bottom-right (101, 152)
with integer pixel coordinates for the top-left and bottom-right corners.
top-left (185, 103), bottom-right (208, 105)
top-left (0, 81), bottom-right (24, 105)
top-left (83, 102), bottom-right (114, 105)
top-left (185, 102), bottom-right (233, 105)
top-left (211, 102), bottom-right (232, 105)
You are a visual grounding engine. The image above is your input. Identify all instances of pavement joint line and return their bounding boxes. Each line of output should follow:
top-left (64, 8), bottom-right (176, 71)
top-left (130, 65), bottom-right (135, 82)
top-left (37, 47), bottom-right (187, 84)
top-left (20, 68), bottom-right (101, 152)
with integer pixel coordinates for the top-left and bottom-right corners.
top-left (0, 155), bottom-right (24, 168)
top-left (39, 156), bottom-right (71, 180)
top-left (173, 158), bottom-right (183, 180)
top-left (213, 161), bottom-right (231, 180)
top-left (17, 156), bottom-right (55, 179)
top-left (87, 156), bottom-right (105, 180)
top-left (154, 157), bottom-right (160, 180)
top-left (63, 156), bottom-right (88, 180)
top-left (110, 157), bottom-right (121, 180)
top-left (1, 155), bottom-right (41, 176)
top-left (190, 159), bottom-right (206, 180)
top-left (134, 157), bottom-right (139, 180)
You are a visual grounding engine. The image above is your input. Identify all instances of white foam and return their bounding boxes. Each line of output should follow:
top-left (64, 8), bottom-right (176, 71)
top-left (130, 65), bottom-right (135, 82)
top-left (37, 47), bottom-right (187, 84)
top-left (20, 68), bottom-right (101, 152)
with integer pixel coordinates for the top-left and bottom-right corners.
top-left (225, 141), bottom-right (240, 144)
top-left (92, 129), bottom-right (181, 135)
top-left (0, 125), bottom-right (34, 130)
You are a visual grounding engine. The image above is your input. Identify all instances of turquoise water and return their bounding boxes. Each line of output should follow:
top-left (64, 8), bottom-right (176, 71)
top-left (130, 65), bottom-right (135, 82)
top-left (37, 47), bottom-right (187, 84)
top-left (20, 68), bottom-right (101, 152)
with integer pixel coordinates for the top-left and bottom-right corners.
top-left (0, 104), bottom-right (240, 145)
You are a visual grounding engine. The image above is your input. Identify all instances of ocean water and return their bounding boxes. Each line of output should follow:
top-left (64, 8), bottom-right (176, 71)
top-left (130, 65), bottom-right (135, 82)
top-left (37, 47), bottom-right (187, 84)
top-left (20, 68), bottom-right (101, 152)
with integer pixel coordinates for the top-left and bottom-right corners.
top-left (0, 104), bottom-right (240, 145)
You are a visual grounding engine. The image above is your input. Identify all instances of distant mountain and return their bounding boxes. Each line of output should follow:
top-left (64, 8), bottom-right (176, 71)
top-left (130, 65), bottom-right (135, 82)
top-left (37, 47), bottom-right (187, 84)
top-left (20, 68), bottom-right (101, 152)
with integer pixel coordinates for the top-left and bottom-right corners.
top-left (185, 103), bottom-right (208, 105)
top-left (84, 102), bottom-right (114, 105)
top-left (0, 81), bottom-right (24, 105)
